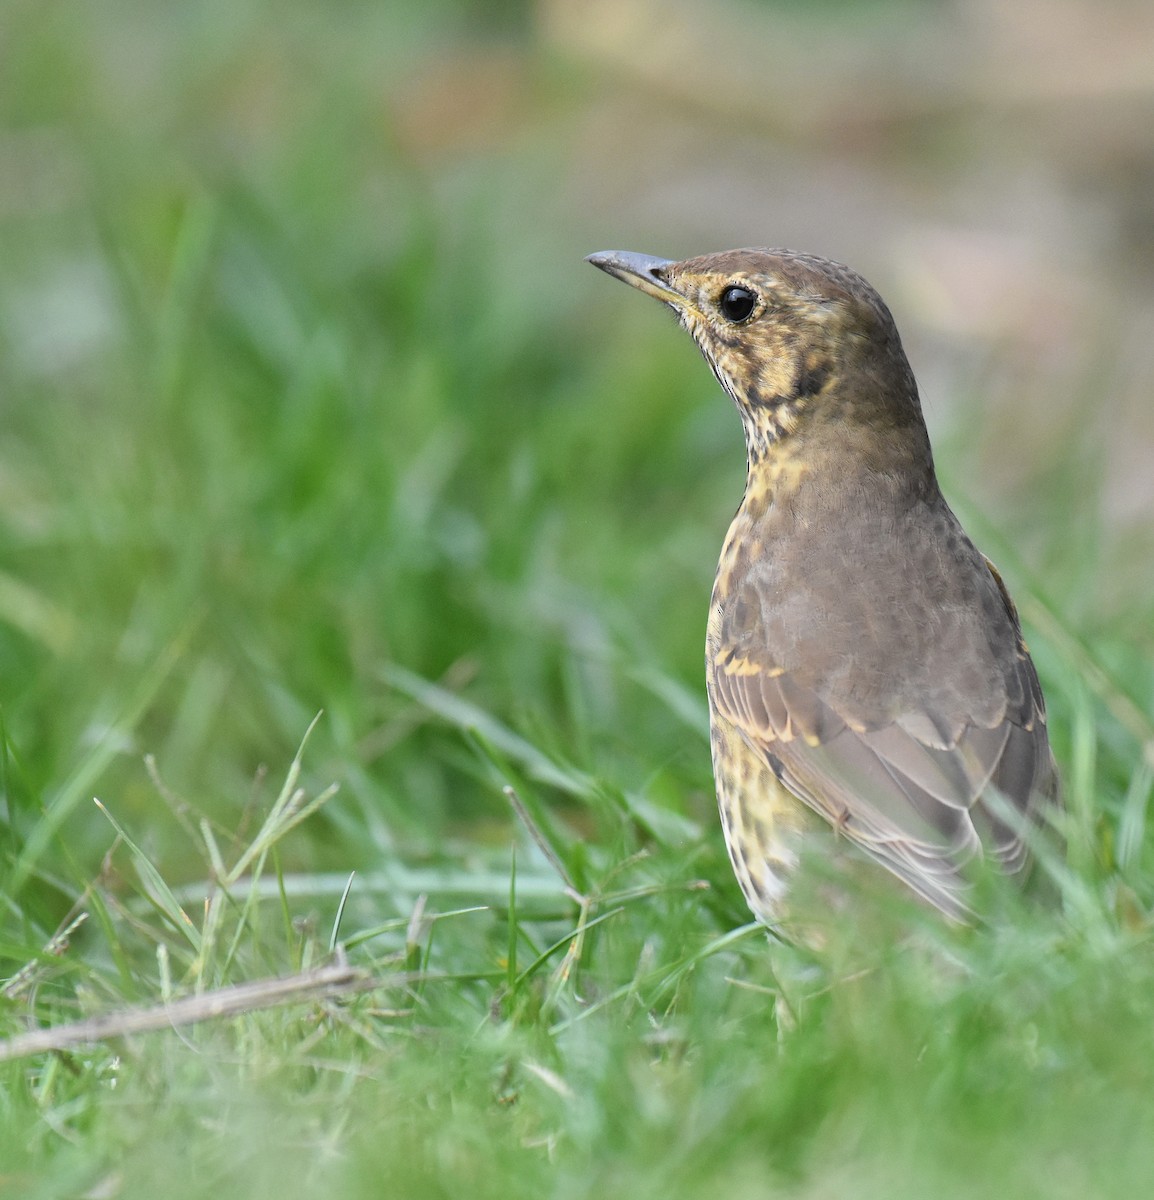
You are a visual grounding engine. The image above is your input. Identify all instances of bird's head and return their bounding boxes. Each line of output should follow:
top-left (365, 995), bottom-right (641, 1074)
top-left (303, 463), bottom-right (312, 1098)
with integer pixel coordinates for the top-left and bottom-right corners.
top-left (587, 248), bottom-right (929, 469)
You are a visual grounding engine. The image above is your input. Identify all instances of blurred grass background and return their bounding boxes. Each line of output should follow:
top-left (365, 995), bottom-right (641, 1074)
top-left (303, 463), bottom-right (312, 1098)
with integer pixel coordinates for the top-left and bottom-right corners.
top-left (2, 0), bottom-right (1154, 1196)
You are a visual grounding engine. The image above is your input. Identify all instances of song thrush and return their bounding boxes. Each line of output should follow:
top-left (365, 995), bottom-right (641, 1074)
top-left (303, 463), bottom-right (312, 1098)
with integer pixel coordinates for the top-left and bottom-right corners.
top-left (587, 247), bottom-right (1059, 923)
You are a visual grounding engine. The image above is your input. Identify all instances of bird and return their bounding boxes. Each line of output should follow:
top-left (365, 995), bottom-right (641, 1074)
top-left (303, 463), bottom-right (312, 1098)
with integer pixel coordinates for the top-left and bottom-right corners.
top-left (586, 247), bottom-right (1059, 925)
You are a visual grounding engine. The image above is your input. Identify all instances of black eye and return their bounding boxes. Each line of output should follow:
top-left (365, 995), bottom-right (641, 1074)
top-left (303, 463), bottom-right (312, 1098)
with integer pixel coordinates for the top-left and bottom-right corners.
top-left (718, 285), bottom-right (757, 323)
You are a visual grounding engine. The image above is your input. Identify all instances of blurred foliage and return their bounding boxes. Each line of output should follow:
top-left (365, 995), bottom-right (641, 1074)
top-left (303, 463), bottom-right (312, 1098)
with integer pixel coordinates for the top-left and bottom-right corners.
top-left (0, 3), bottom-right (795, 988)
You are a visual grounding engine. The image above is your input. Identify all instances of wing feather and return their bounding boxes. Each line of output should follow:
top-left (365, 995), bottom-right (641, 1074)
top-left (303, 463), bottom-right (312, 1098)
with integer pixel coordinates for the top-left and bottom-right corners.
top-left (710, 651), bottom-right (1055, 917)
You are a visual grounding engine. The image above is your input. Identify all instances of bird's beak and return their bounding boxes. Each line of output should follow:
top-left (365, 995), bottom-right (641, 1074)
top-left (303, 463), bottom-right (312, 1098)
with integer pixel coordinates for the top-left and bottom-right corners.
top-left (586, 251), bottom-right (684, 307)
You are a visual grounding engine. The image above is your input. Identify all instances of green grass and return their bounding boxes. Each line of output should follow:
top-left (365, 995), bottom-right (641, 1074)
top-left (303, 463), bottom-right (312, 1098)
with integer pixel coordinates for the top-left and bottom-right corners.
top-left (3, 2), bottom-right (1154, 1196)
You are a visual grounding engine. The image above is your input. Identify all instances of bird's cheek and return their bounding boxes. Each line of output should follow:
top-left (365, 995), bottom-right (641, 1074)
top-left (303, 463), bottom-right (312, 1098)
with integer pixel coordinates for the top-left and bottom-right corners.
top-left (751, 356), bottom-right (799, 409)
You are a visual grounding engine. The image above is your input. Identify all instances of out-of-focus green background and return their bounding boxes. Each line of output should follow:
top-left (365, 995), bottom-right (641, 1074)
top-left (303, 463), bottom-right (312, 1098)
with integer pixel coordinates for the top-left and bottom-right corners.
top-left (3, 2), bottom-right (1154, 1196)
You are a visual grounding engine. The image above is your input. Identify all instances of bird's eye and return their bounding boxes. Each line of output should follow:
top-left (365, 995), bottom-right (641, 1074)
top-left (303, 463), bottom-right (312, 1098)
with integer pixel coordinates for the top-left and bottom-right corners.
top-left (718, 285), bottom-right (757, 323)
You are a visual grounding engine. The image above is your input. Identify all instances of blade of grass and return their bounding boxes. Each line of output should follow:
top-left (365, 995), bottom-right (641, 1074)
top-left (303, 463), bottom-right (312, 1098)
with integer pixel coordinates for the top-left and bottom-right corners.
top-left (384, 663), bottom-right (599, 800)
top-left (329, 872), bottom-right (357, 953)
top-left (10, 620), bottom-right (198, 895)
top-left (93, 799), bottom-right (201, 953)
